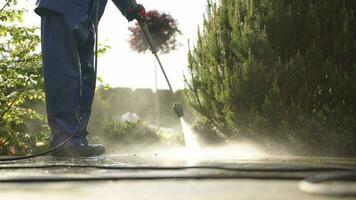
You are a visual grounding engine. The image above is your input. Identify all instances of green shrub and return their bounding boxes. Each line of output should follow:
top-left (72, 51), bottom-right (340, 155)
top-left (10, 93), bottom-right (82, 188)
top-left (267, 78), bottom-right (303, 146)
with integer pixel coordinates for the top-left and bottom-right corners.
top-left (185, 0), bottom-right (356, 155)
top-left (0, 1), bottom-right (49, 156)
top-left (99, 120), bottom-right (161, 148)
top-left (192, 119), bottom-right (225, 145)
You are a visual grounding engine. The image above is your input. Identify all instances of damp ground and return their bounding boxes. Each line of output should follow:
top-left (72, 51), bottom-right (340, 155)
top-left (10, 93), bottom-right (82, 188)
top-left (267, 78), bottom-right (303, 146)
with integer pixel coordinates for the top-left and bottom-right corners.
top-left (1, 153), bottom-right (356, 200)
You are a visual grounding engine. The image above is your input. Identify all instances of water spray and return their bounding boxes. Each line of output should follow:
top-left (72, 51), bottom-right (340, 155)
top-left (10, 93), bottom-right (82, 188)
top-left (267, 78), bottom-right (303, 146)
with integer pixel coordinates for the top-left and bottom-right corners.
top-left (129, 0), bottom-right (184, 119)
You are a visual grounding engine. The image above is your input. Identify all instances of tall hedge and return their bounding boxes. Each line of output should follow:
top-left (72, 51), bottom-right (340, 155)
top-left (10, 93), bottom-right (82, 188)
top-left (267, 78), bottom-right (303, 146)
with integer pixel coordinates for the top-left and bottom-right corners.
top-left (186, 0), bottom-right (356, 155)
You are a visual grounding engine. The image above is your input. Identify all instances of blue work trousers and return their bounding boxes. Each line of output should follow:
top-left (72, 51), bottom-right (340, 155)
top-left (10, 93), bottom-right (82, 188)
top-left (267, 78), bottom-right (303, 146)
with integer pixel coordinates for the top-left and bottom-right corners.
top-left (41, 12), bottom-right (96, 145)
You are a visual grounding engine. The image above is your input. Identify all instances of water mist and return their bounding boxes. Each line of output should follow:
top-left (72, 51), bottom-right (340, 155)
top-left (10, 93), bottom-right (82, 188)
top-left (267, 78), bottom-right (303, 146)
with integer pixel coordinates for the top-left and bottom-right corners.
top-left (180, 118), bottom-right (200, 154)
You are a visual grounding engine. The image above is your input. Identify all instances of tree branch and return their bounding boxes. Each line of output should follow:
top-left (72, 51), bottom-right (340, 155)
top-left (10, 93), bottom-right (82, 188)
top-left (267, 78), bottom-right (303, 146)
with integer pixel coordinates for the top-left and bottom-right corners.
top-left (0, 81), bottom-right (28, 122)
top-left (184, 69), bottom-right (226, 136)
top-left (0, 0), bottom-right (11, 13)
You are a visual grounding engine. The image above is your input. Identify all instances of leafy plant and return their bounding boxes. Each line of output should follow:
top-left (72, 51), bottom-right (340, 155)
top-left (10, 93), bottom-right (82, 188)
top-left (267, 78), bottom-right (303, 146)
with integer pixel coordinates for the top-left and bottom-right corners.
top-left (0, 0), bottom-right (48, 155)
top-left (100, 119), bottom-right (161, 147)
top-left (128, 10), bottom-right (181, 54)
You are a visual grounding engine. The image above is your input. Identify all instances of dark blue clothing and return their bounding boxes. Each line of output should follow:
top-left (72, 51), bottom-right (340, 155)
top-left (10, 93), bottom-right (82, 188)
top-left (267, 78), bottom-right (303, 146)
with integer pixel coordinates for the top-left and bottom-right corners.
top-left (41, 13), bottom-right (95, 145)
top-left (37, 0), bottom-right (130, 145)
top-left (35, 0), bottom-right (131, 21)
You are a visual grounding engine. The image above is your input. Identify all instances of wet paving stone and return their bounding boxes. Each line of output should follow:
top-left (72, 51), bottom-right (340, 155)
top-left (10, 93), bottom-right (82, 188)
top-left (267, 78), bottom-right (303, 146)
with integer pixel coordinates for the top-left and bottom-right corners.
top-left (1, 154), bottom-right (356, 200)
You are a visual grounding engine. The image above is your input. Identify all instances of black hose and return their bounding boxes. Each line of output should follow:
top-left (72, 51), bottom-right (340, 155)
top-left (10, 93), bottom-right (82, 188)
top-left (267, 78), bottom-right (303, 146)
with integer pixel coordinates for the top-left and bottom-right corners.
top-left (0, 164), bottom-right (353, 172)
top-left (0, 174), bottom-right (304, 183)
top-left (304, 170), bottom-right (356, 183)
top-left (0, 164), bottom-right (354, 183)
top-left (1, 163), bottom-right (356, 197)
top-left (0, 134), bottom-right (74, 162)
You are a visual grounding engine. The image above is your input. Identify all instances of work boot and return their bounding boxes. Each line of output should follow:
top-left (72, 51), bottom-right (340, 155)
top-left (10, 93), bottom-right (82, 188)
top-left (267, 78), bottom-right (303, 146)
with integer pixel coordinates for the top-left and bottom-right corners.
top-left (51, 141), bottom-right (105, 157)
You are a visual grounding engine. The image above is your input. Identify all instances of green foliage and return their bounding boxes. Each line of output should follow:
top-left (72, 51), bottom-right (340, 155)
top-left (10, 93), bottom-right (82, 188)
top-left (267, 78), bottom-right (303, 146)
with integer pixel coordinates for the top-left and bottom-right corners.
top-left (186, 0), bottom-right (356, 155)
top-left (100, 119), bottom-right (161, 147)
top-left (193, 118), bottom-right (225, 145)
top-left (0, 1), bottom-right (48, 155)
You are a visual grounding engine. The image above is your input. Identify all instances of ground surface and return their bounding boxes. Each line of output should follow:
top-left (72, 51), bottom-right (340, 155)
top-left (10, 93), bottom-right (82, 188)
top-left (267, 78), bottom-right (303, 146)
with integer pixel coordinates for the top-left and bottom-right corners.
top-left (1, 152), bottom-right (356, 200)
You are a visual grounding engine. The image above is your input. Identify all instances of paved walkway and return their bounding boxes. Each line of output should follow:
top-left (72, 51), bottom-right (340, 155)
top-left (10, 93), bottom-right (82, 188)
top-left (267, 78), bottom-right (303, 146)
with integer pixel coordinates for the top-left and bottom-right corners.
top-left (1, 153), bottom-right (356, 199)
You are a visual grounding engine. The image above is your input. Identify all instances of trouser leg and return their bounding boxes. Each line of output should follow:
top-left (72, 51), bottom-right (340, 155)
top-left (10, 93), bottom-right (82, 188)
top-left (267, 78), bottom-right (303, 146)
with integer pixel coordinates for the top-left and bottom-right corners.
top-left (78, 25), bottom-right (96, 144)
top-left (41, 13), bottom-right (95, 145)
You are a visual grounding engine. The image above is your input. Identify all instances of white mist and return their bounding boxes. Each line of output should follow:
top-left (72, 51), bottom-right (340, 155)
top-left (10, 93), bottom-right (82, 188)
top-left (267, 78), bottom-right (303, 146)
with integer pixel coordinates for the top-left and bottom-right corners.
top-left (180, 118), bottom-right (200, 154)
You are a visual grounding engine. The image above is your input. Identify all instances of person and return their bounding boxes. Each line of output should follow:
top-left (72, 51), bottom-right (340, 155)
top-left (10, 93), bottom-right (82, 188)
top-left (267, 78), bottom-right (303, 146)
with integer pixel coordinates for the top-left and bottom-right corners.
top-left (34, 0), bottom-right (146, 157)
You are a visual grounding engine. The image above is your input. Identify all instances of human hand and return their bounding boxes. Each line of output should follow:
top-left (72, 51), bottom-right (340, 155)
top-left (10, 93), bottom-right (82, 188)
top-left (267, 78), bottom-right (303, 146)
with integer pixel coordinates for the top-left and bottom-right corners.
top-left (127, 4), bottom-right (146, 21)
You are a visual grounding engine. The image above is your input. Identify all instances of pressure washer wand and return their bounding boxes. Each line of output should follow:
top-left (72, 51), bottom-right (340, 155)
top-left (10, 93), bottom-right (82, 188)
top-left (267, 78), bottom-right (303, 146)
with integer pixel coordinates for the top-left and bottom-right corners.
top-left (129, 0), bottom-right (184, 118)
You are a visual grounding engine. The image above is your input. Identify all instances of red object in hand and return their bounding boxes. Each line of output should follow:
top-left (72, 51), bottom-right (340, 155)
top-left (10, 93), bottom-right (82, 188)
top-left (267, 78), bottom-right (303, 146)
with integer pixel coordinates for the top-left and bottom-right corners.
top-left (137, 5), bottom-right (146, 18)
top-left (127, 4), bottom-right (146, 21)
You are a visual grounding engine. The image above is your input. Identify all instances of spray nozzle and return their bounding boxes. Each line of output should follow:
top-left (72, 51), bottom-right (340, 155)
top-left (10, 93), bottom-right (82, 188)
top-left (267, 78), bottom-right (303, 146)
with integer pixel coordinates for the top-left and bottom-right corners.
top-left (173, 102), bottom-right (184, 118)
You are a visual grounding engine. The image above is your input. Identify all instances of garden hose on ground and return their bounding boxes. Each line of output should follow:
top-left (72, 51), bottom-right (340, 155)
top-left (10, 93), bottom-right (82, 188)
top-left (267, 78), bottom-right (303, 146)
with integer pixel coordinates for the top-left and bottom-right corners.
top-left (0, 0), bottom-right (100, 162)
top-left (1, 163), bottom-right (356, 197)
top-left (0, 134), bottom-right (74, 161)
top-left (0, 164), bottom-right (353, 172)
